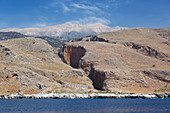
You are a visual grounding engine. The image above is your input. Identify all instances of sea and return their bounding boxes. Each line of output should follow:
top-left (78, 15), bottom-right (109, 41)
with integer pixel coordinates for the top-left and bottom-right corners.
top-left (0, 99), bottom-right (169, 113)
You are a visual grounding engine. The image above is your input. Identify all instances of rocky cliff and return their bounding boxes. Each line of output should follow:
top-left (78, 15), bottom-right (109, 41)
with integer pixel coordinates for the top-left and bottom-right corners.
top-left (0, 37), bottom-right (95, 95)
top-left (0, 27), bottom-right (169, 95)
top-left (60, 28), bottom-right (170, 93)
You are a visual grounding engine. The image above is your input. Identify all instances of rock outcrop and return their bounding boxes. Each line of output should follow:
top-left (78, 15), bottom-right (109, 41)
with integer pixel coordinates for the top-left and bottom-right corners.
top-left (60, 45), bottom-right (86, 68)
top-left (60, 28), bottom-right (170, 93)
top-left (152, 27), bottom-right (170, 41)
top-left (0, 37), bottom-right (95, 95)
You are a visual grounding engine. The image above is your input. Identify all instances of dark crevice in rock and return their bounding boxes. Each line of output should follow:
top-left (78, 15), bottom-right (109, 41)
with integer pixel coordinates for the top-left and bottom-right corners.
top-left (88, 66), bottom-right (106, 90)
top-left (88, 36), bottom-right (109, 42)
top-left (79, 60), bottom-right (106, 90)
top-left (59, 44), bottom-right (106, 90)
top-left (70, 36), bottom-right (109, 43)
top-left (124, 42), bottom-right (169, 61)
top-left (56, 80), bottom-right (65, 85)
top-left (12, 73), bottom-right (18, 77)
top-left (143, 70), bottom-right (170, 83)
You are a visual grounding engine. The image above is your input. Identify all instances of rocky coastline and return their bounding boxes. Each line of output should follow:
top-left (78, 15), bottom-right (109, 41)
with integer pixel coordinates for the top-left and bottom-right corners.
top-left (0, 29), bottom-right (169, 96)
top-left (0, 93), bottom-right (169, 99)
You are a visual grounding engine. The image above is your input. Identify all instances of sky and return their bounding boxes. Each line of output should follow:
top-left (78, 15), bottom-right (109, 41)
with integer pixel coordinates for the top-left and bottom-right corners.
top-left (0, 0), bottom-right (170, 29)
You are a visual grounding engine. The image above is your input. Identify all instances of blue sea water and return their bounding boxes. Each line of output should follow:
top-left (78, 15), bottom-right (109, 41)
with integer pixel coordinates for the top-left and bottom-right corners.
top-left (0, 99), bottom-right (169, 113)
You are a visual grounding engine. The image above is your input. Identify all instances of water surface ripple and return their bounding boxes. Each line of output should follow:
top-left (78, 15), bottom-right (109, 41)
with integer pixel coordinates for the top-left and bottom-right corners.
top-left (0, 99), bottom-right (169, 113)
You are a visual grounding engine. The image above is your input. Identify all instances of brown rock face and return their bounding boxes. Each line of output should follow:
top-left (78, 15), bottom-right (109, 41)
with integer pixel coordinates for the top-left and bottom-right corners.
top-left (89, 68), bottom-right (106, 90)
top-left (60, 28), bottom-right (170, 93)
top-left (62, 44), bottom-right (86, 68)
top-left (124, 42), bottom-right (169, 60)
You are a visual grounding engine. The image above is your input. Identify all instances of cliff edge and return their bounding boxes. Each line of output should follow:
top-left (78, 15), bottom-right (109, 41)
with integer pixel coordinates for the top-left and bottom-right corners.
top-left (60, 28), bottom-right (170, 93)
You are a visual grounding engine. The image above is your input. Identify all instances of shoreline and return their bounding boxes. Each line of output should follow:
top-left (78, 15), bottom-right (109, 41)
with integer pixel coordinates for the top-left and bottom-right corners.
top-left (0, 93), bottom-right (170, 99)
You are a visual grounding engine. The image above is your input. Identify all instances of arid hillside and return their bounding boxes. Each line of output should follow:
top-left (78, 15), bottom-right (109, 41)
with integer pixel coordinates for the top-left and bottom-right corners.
top-left (0, 37), bottom-right (94, 95)
top-left (60, 28), bottom-right (170, 93)
top-left (0, 32), bottom-right (67, 48)
top-left (152, 27), bottom-right (170, 41)
top-left (0, 27), bottom-right (169, 95)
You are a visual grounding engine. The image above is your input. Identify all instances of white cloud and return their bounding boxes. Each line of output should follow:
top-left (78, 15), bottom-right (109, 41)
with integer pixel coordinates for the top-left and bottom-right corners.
top-left (85, 10), bottom-right (95, 15)
top-left (70, 3), bottom-right (104, 15)
top-left (62, 3), bottom-right (70, 12)
top-left (65, 17), bottom-right (111, 25)
top-left (71, 3), bottom-right (100, 11)
top-left (49, 1), bottom-right (70, 13)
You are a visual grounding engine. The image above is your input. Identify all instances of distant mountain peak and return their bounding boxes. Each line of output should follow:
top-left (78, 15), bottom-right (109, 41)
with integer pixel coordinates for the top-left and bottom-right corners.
top-left (0, 24), bottom-right (127, 39)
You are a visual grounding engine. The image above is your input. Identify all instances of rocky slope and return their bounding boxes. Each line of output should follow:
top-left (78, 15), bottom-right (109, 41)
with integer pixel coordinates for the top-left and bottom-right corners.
top-left (0, 37), bottom-right (95, 95)
top-left (60, 28), bottom-right (170, 93)
top-left (81, 28), bottom-right (170, 61)
top-left (0, 32), bottom-right (27, 41)
top-left (0, 32), bottom-right (67, 48)
top-left (152, 27), bottom-right (170, 41)
top-left (0, 27), bottom-right (169, 95)
top-left (0, 23), bottom-right (127, 39)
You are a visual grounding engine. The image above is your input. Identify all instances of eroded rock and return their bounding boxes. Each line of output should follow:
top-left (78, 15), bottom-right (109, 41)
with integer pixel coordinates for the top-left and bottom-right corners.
top-left (61, 41), bottom-right (170, 93)
top-left (0, 37), bottom-right (95, 95)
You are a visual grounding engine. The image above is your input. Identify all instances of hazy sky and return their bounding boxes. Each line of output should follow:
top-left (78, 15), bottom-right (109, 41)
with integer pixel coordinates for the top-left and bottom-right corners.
top-left (0, 0), bottom-right (170, 29)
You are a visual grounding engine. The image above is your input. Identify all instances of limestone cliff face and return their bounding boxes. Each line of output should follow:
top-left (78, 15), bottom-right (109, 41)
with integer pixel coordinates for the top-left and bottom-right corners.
top-left (61, 40), bottom-right (170, 93)
top-left (58, 28), bottom-right (170, 93)
top-left (89, 68), bottom-right (106, 90)
top-left (61, 44), bottom-right (86, 68)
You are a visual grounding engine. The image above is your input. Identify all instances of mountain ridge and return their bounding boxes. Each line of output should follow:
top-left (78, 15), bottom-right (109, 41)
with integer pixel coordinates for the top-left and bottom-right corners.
top-left (0, 23), bottom-right (127, 39)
